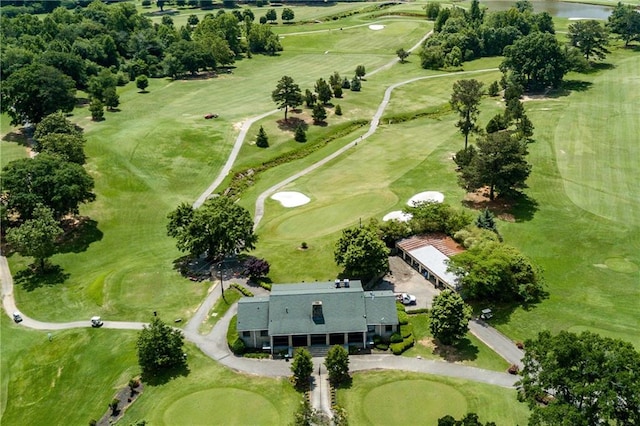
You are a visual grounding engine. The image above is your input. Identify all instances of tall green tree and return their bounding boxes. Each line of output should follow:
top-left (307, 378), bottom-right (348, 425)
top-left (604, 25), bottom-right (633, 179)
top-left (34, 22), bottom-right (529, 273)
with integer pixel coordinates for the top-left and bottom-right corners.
top-left (136, 74), bottom-right (149, 92)
top-left (272, 75), bottom-right (303, 121)
top-left (396, 48), bottom-right (410, 63)
top-left (355, 65), bottom-right (366, 79)
top-left (281, 8), bottom-right (294, 23)
top-left (607, 2), bottom-right (640, 46)
top-left (34, 133), bottom-right (86, 165)
top-left (429, 290), bottom-right (472, 346)
top-left (291, 348), bottom-right (313, 390)
top-left (2, 154), bottom-right (96, 220)
top-left (501, 32), bottom-right (568, 90)
top-left (459, 131), bottom-right (531, 200)
top-left (314, 78), bottom-right (332, 105)
top-left (334, 226), bottom-right (389, 282)
top-left (6, 204), bottom-right (63, 272)
top-left (1, 63), bottom-right (76, 125)
top-left (265, 8), bottom-right (277, 23)
top-left (33, 112), bottom-right (82, 141)
top-left (519, 330), bottom-right (640, 426)
top-left (447, 240), bottom-right (544, 302)
top-left (136, 317), bottom-right (187, 376)
top-left (439, 413), bottom-right (497, 426)
top-left (450, 79), bottom-right (484, 150)
top-left (311, 103), bottom-right (326, 124)
top-left (325, 345), bottom-right (350, 386)
top-left (568, 20), bottom-right (610, 62)
top-left (166, 195), bottom-right (257, 261)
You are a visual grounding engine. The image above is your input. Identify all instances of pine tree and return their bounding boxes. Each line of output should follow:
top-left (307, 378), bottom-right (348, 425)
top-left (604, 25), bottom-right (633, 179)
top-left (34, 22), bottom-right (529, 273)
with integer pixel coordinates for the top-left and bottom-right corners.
top-left (256, 126), bottom-right (269, 147)
top-left (335, 104), bottom-right (342, 116)
top-left (312, 103), bottom-right (326, 124)
top-left (294, 124), bottom-right (306, 142)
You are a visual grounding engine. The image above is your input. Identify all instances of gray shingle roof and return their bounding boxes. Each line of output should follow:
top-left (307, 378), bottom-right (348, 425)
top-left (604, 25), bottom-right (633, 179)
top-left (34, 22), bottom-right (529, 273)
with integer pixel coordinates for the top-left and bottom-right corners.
top-left (364, 291), bottom-right (399, 325)
top-left (236, 281), bottom-right (398, 335)
top-left (236, 297), bottom-right (269, 331)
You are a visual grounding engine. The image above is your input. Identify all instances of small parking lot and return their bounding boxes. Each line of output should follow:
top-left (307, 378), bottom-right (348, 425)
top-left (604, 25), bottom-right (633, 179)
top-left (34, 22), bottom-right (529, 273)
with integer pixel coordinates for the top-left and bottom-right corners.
top-left (374, 256), bottom-right (441, 310)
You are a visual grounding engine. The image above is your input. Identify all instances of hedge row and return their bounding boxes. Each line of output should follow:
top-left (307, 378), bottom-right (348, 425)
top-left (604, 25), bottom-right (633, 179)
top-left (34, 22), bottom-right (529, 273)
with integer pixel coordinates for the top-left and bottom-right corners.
top-left (230, 283), bottom-right (253, 297)
top-left (227, 316), bottom-right (246, 355)
top-left (391, 334), bottom-right (415, 355)
top-left (224, 120), bottom-right (368, 198)
top-left (397, 310), bottom-right (409, 325)
top-left (259, 282), bottom-right (272, 291)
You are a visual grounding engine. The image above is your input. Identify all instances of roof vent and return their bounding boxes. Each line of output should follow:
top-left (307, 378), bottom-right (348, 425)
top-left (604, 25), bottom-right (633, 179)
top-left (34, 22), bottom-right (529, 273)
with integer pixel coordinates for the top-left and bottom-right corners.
top-left (343, 278), bottom-right (350, 288)
top-left (335, 279), bottom-right (341, 288)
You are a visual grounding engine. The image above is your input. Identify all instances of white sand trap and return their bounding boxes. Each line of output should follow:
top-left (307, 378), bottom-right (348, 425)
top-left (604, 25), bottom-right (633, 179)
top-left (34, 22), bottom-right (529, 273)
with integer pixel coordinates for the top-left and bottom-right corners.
top-left (569, 17), bottom-right (591, 20)
top-left (407, 191), bottom-right (445, 206)
top-left (271, 191), bottom-right (310, 208)
top-left (369, 24), bottom-right (385, 30)
top-left (383, 211), bottom-right (413, 222)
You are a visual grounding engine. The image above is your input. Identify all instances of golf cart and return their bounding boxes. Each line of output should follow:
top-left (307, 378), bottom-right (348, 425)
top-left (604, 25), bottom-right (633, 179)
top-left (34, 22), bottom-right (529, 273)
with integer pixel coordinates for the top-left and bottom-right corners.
top-left (480, 308), bottom-right (493, 320)
top-left (91, 316), bottom-right (104, 328)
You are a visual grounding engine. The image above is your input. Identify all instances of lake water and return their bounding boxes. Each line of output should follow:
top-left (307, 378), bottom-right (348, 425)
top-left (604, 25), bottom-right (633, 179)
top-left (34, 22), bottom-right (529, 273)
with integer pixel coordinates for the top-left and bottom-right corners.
top-left (479, 1), bottom-right (613, 20)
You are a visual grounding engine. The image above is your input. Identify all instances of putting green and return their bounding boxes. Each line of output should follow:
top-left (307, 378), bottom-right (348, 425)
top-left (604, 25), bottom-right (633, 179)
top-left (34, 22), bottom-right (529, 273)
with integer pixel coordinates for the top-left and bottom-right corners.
top-left (604, 257), bottom-right (639, 274)
top-left (362, 380), bottom-right (467, 424)
top-left (163, 388), bottom-right (280, 425)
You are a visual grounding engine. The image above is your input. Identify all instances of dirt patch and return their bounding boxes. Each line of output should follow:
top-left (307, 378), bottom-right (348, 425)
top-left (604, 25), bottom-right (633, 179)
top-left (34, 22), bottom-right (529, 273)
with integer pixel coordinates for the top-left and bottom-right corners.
top-left (418, 337), bottom-right (466, 363)
top-left (462, 187), bottom-right (515, 222)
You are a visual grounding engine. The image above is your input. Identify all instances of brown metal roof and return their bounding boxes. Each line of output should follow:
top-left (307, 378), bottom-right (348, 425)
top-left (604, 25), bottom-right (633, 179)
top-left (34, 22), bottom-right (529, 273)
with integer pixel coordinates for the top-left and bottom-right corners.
top-left (396, 233), bottom-right (465, 257)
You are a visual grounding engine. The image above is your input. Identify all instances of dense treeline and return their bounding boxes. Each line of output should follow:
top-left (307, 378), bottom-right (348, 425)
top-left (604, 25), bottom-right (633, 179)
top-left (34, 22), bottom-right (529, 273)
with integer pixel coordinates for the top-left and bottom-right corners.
top-left (0, 0), bottom-right (280, 125)
top-left (420, 0), bottom-right (555, 71)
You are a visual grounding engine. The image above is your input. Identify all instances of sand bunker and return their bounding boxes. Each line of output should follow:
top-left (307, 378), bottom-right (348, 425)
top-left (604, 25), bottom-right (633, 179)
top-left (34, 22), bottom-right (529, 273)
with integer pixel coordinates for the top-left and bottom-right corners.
top-left (271, 191), bottom-right (310, 208)
top-left (407, 191), bottom-right (445, 206)
top-left (383, 211), bottom-right (413, 222)
top-left (369, 24), bottom-right (385, 30)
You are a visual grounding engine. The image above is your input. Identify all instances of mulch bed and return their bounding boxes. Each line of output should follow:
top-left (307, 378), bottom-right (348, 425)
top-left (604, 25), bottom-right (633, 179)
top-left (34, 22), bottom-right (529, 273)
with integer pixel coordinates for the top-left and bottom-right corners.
top-left (96, 381), bottom-right (144, 426)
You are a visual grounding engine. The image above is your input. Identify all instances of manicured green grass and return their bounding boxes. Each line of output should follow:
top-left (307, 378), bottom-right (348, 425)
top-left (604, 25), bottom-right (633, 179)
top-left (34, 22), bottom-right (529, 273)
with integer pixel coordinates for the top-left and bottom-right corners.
top-left (0, 315), bottom-right (139, 425)
top-left (199, 287), bottom-right (242, 334)
top-left (120, 344), bottom-right (300, 425)
top-left (403, 314), bottom-right (510, 372)
top-left (338, 370), bottom-right (530, 425)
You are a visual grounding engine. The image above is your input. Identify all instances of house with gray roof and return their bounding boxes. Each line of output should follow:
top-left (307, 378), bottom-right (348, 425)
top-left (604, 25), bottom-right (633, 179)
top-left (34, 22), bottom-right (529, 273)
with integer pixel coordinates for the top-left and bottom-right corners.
top-left (236, 279), bottom-right (399, 353)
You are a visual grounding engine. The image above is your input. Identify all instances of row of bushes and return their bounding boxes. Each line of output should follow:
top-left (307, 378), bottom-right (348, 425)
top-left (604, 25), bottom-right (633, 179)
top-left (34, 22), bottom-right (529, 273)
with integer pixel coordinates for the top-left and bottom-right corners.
top-left (391, 334), bottom-right (415, 355)
top-left (227, 316), bottom-right (246, 355)
top-left (259, 282), bottom-right (272, 291)
top-left (224, 120), bottom-right (368, 198)
top-left (230, 283), bottom-right (254, 297)
top-left (382, 104), bottom-right (451, 125)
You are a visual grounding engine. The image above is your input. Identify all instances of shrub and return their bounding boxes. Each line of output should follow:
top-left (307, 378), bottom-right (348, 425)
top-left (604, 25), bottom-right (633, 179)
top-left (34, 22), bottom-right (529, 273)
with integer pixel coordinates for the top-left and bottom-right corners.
top-left (397, 310), bottom-right (409, 325)
top-left (390, 334), bottom-right (415, 355)
top-left (350, 77), bottom-right (361, 91)
top-left (390, 332), bottom-right (403, 344)
top-left (407, 308), bottom-right (429, 314)
top-left (294, 125), bottom-right (306, 142)
top-left (335, 104), bottom-right (342, 116)
top-left (400, 323), bottom-right (413, 339)
top-left (89, 98), bottom-right (104, 121)
top-left (142, 0), bottom-right (151, 6)
top-left (230, 283), bottom-right (254, 297)
top-left (227, 316), bottom-right (246, 355)
top-left (375, 342), bottom-right (389, 350)
top-left (516, 341), bottom-right (525, 349)
top-left (243, 352), bottom-right (270, 359)
top-left (256, 125), bottom-right (269, 148)
top-left (259, 282), bottom-right (272, 291)
top-left (301, 241), bottom-right (308, 249)
top-left (508, 364), bottom-right (520, 374)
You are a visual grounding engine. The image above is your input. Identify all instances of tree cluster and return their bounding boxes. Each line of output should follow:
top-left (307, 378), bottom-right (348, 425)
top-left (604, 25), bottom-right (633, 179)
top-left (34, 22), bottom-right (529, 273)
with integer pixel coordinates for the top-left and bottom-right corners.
top-left (166, 195), bottom-right (257, 261)
top-left (1, 1), bottom-right (281, 124)
top-left (420, 0), bottom-right (556, 71)
top-left (438, 413), bottom-right (496, 426)
top-left (2, 112), bottom-right (95, 271)
top-left (447, 237), bottom-right (544, 303)
top-left (519, 330), bottom-right (640, 425)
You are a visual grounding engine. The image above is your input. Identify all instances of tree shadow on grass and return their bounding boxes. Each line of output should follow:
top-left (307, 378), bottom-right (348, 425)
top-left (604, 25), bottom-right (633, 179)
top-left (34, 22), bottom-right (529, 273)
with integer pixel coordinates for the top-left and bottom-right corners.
top-left (546, 80), bottom-right (593, 98)
top-left (14, 265), bottom-right (70, 291)
top-left (277, 116), bottom-right (308, 132)
top-left (581, 62), bottom-right (615, 74)
top-left (461, 190), bottom-right (539, 222)
top-left (142, 363), bottom-right (190, 386)
top-left (432, 337), bottom-right (479, 363)
top-left (57, 217), bottom-right (103, 254)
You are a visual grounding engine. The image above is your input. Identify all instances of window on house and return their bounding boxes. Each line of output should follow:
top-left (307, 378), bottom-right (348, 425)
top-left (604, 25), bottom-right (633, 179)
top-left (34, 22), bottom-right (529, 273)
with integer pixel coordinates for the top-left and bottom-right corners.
top-left (260, 330), bottom-right (268, 337)
top-left (242, 331), bottom-right (251, 337)
top-left (385, 325), bottom-right (393, 332)
top-left (367, 325), bottom-right (375, 333)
